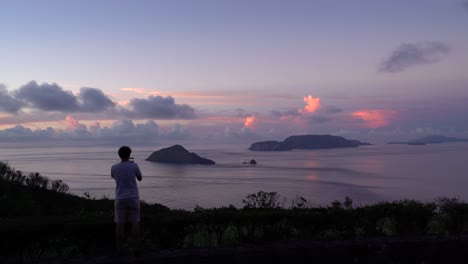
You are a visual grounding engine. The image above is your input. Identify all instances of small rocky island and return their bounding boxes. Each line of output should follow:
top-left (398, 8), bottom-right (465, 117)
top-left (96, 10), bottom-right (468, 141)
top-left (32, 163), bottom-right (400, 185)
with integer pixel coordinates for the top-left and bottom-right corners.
top-left (249, 135), bottom-right (370, 151)
top-left (146, 145), bottom-right (215, 164)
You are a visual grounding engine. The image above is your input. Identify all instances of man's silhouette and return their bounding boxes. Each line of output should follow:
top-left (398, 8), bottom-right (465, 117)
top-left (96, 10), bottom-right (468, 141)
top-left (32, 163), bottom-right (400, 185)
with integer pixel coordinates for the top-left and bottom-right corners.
top-left (111, 146), bottom-right (142, 251)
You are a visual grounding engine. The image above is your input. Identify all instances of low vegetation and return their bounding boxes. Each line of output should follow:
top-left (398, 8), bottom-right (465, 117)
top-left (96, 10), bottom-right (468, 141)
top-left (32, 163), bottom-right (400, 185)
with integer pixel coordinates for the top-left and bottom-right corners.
top-left (1, 161), bottom-right (468, 261)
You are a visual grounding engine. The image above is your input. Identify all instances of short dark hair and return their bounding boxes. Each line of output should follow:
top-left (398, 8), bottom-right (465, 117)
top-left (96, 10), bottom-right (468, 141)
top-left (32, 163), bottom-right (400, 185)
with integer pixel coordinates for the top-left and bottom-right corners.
top-left (118, 146), bottom-right (132, 159)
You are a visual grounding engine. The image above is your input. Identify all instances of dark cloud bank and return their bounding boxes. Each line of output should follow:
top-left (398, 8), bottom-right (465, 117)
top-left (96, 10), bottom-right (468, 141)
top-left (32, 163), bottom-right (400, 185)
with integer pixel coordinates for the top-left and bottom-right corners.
top-left (0, 85), bottom-right (23, 113)
top-left (122, 96), bottom-right (195, 119)
top-left (0, 81), bottom-right (196, 120)
top-left (0, 80), bottom-right (199, 144)
top-left (15, 81), bottom-right (82, 112)
top-left (380, 42), bottom-right (450, 73)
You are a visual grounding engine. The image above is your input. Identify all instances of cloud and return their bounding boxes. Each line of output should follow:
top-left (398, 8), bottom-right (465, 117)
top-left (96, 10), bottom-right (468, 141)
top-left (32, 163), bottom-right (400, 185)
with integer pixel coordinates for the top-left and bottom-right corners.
top-left (0, 125), bottom-right (56, 141)
top-left (163, 124), bottom-right (190, 139)
top-left (380, 42), bottom-right (450, 73)
top-left (88, 119), bottom-right (159, 139)
top-left (108, 119), bottom-right (136, 136)
top-left (120, 87), bottom-right (147, 94)
top-left (325, 105), bottom-right (342, 114)
top-left (0, 81), bottom-right (198, 127)
top-left (244, 116), bottom-right (254, 127)
top-left (15, 81), bottom-right (80, 111)
top-left (351, 110), bottom-right (396, 128)
top-left (0, 125), bottom-right (34, 137)
top-left (78, 87), bottom-right (116, 112)
top-left (11, 81), bottom-right (116, 113)
top-left (308, 115), bottom-right (331, 124)
top-left (64, 115), bottom-right (89, 136)
top-left (270, 95), bottom-right (322, 123)
top-left (65, 115), bottom-right (84, 130)
top-left (0, 85), bottom-right (23, 113)
top-left (123, 95), bottom-right (196, 119)
top-left (89, 122), bottom-right (101, 134)
top-left (302, 95), bottom-right (320, 113)
top-left (136, 120), bottom-right (160, 138)
top-left (270, 96), bottom-right (339, 126)
top-left (0, 117), bottom-right (164, 142)
top-left (271, 109), bottom-right (301, 118)
top-left (222, 126), bottom-right (260, 141)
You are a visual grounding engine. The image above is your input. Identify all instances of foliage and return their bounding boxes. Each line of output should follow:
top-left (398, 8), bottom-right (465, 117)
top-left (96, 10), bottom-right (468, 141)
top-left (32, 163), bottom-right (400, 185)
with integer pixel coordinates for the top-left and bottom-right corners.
top-left (0, 162), bottom-right (69, 193)
top-left (434, 197), bottom-right (468, 235)
top-left (2, 161), bottom-right (468, 260)
top-left (242, 191), bottom-right (281, 209)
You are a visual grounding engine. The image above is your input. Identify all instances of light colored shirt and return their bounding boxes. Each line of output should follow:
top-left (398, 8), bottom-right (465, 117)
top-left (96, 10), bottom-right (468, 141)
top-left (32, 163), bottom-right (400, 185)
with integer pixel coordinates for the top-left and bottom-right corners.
top-left (111, 162), bottom-right (142, 200)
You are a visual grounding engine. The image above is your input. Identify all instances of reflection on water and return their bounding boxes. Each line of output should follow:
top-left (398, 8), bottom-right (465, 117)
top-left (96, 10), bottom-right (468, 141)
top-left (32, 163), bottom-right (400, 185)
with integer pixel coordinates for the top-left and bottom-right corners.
top-left (1, 143), bottom-right (468, 209)
top-left (306, 175), bottom-right (319, 181)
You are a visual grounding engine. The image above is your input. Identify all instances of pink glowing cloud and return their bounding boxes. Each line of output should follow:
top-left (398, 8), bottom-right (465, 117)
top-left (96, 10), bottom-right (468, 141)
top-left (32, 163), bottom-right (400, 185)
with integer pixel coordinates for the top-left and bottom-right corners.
top-left (351, 110), bottom-right (396, 128)
top-left (244, 116), bottom-right (255, 127)
top-left (120, 87), bottom-right (147, 94)
top-left (303, 95), bottom-right (320, 113)
top-left (117, 100), bottom-right (130, 106)
top-left (64, 115), bottom-right (88, 131)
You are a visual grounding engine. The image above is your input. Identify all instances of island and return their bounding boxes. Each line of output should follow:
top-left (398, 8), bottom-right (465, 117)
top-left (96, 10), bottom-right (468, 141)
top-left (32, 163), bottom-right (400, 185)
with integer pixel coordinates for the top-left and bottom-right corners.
top-left (249, 135), bottom-right (371, 151)
top-left (388, 135), bottom-right (468, 145)
top-left (145, 144), bottom-right (215, 164)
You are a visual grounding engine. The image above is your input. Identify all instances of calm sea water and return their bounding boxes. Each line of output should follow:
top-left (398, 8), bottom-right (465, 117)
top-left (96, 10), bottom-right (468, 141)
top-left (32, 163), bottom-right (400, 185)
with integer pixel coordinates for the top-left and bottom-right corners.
top-left (1, 143), bottom-right (468, 210)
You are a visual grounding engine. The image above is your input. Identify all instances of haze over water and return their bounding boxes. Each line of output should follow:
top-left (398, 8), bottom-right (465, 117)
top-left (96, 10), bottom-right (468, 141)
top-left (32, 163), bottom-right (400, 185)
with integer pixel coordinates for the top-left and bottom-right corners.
top-left (1, 143), bottom-right (467, 210)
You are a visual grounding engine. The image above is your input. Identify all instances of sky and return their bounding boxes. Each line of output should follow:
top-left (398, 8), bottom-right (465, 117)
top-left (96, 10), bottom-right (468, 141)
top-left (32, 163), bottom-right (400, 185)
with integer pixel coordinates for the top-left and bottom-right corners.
top-left (1, 0), bottom-right (468, 145)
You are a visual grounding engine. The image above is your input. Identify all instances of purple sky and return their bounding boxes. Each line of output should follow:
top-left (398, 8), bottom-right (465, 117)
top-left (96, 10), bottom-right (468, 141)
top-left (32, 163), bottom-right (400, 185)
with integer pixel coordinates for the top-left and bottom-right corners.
top-left (1, 0), bottom-right (468, 144)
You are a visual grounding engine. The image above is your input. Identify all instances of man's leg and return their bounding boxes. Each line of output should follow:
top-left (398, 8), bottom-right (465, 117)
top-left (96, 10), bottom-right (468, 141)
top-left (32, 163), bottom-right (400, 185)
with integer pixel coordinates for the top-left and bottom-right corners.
top-left (115, 199), bottom-right (126, 252)
top-left (130, 223), bottom-right (140, 245)
top-left (116, 223), bottom-right (125, 251)
top-left (129, 198), bottom-right (141, 247)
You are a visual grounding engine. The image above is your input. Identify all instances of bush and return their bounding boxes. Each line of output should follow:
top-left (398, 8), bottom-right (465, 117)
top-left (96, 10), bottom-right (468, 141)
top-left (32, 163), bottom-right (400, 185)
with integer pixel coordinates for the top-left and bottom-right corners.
top-left (3, 161), bottom-right (468, 260)
top-left (435, 197), bottom-right (468, 235)
top-left (242, 191), bottom-right (282, 209)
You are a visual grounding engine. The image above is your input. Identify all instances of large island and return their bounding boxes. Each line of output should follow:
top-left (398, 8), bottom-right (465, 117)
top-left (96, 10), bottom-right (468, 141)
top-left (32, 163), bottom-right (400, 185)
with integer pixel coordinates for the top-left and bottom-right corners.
top-left (249, 135), bottom-right (370, 151)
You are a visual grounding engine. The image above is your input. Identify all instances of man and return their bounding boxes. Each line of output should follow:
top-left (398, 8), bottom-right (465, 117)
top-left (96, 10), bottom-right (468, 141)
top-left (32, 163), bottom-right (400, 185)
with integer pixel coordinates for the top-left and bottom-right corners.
top-left (111, 146), bottom-right (142, 251)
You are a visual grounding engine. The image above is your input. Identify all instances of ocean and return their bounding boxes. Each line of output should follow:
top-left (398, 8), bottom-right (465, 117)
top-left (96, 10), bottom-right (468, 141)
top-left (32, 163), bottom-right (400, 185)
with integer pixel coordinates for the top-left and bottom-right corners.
top-left (1, 143), bottom-right (468, 210)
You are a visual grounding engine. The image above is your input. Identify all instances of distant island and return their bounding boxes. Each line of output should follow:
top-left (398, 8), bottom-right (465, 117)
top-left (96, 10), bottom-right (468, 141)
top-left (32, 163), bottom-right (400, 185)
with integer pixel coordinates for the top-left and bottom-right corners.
top-left (146, 145), bottom-right (215, 164)
top-left (388, 135), bottom-right (468, 145)
top-left (249, 135), bottom-right (371, 151)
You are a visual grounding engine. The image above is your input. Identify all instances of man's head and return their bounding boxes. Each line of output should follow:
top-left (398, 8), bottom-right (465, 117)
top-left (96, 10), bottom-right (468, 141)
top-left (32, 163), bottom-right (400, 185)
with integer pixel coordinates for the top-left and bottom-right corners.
top-left (118, 146), bottom-right (132, 160)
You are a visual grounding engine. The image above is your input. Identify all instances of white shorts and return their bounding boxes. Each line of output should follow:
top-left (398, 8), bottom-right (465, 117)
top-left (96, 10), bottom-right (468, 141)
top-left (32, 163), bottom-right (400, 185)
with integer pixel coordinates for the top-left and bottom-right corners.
top-left (114, 198), bottom-right (140, 223)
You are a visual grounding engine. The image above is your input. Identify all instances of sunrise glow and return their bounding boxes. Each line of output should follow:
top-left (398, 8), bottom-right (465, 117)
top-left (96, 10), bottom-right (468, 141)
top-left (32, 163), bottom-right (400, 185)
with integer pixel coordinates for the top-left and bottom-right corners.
top-left (351, 110), bottom-right (395, 128)
top-left (0, 1), bottom-right (466, 144)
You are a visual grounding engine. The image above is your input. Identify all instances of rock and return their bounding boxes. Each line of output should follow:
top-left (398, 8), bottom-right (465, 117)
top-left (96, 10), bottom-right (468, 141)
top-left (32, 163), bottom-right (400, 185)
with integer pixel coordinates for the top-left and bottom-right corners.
top-left (249, 135), bottom-right (370, 151)
top-left (145, 145), bottom-right (215, 164)
top-left (243, 159), bottom-right (257, 165)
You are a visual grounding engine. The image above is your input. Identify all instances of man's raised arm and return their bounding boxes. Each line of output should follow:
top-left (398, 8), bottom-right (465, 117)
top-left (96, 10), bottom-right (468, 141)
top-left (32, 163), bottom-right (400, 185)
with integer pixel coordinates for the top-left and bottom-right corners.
top-left (136, 166), bottom-right (142, 181)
